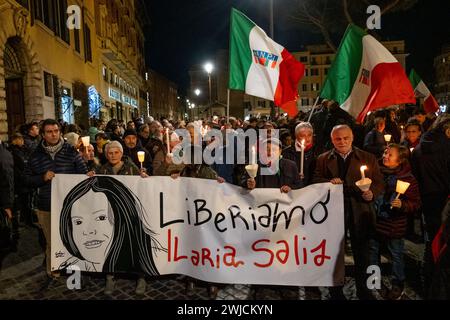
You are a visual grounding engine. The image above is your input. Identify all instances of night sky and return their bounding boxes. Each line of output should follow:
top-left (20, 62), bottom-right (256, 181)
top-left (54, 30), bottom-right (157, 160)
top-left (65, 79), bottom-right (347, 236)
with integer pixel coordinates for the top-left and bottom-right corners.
top-left (145, 0), bottom-right (450, 94)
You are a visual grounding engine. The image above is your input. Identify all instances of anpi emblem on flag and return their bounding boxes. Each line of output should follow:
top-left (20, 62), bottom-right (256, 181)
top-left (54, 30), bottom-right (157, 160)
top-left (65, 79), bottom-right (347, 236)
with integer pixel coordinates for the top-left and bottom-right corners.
top-left (414, 88), bottom-right (426, 98)
top-left (359, 68), bottom-right (371, 85)
top-left (252, 50), bottom-right (279, 69)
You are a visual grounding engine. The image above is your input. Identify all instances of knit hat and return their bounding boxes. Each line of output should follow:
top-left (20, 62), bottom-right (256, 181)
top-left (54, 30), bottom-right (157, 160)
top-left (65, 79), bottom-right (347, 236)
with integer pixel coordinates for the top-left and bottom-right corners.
top-left (123, 129), bottom-right (137, 139)
top-left (64, 132), bottom-right (80, 148)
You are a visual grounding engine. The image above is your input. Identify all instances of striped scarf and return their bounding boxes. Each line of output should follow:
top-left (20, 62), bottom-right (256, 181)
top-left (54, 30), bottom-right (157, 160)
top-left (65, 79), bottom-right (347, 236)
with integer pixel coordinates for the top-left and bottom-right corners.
top-left (43, 137), bottom-right (64, 159)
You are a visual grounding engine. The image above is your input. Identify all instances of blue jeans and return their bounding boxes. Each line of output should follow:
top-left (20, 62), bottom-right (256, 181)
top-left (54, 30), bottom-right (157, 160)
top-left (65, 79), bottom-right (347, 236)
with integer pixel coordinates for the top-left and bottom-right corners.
top-left (369, 238), bottom-right (405, 285)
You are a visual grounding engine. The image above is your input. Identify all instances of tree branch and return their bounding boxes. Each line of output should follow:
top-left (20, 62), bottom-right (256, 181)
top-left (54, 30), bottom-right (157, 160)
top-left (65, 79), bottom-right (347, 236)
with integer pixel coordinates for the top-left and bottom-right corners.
top-left (342, 0), bottom-right (354, 25)
top-left (381, 0), bottom-right (401, 15)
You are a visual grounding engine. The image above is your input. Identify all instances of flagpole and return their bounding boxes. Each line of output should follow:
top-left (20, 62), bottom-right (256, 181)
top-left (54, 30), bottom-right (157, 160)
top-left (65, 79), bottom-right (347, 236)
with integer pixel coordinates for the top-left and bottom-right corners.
top-left (307, 96), bottom-right (320, 123)
top-left (227, 89), bottom-right (230, 122)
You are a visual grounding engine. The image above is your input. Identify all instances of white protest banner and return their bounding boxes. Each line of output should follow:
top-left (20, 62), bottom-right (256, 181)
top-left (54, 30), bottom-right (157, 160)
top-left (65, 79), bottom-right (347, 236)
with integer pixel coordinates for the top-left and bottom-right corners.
top-left (51, 175), bottom-right (345, 286)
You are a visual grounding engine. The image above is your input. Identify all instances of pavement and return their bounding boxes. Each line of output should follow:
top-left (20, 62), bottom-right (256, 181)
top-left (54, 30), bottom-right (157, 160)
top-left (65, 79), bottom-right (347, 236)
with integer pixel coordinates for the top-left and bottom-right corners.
top-left (0, 223), bottom-right (425, 300)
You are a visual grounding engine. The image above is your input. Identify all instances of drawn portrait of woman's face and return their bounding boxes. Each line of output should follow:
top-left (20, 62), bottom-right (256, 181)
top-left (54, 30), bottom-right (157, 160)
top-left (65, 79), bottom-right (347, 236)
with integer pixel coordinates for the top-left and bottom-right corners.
top-left (71, 190), bottom-right (114, 265)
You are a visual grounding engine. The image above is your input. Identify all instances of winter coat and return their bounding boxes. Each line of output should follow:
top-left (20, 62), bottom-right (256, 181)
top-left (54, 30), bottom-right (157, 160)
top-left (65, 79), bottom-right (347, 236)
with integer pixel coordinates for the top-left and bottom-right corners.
top-left (23, 134), bottom-right (39, 156)
top-left (374, 164), bottom-right (421, 239)
top-left (24, 141), bottom-right (88, 211)
top-left (0, 143), bottom-right (14, 210)
top-left (363, 129), bottom-right (386, 159)
top-left (411, 129), bottom-right (450, 200)
top-left (8, 144), bottom-right (29, 194)
top-left (240, 158), bottom-right (302, 190)
top-left (313, 147), bottom-right (385, 239)
top-left (123, 145), bottom-right (153, 175)
top-left (96, 156), bottom-right (141, 176)
top-left (282, 143), bottom-right (322, 186)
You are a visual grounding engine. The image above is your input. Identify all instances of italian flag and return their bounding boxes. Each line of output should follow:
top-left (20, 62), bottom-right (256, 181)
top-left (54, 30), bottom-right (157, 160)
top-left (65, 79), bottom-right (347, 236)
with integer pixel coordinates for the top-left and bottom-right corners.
top-left (409, 69), bottom-right (439, 113)
top-left (228, 8), bottom-right (305, 117)
top-left (320, 24), bottom-right (415, 123)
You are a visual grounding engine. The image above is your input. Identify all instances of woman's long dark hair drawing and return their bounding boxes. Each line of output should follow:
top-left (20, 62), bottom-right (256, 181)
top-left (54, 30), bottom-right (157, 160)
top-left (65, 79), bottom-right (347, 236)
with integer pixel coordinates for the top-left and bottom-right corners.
top-left (60, 176), bottom-right (165, 275)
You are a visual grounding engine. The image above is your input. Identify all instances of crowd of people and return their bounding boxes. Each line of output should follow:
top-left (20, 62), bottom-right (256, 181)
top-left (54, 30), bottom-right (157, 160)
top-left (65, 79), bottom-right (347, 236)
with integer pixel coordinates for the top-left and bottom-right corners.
top-left (0, 99), bottom-right (449, 300)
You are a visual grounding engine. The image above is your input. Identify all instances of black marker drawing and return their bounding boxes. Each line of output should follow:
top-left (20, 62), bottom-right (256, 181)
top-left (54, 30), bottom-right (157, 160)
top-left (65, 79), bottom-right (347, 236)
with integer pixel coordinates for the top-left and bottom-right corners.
top-left (58, 176), bottom-right (166, 275)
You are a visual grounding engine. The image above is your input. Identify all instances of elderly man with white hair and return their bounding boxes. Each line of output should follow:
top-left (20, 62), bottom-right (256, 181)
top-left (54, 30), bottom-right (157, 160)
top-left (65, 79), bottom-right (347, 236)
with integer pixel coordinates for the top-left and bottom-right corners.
top-left (282, 122), bottom-right (323, 186)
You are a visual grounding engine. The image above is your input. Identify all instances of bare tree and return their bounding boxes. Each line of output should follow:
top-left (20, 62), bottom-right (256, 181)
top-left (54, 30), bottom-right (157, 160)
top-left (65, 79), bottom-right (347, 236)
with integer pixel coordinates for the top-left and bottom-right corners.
top-left (291, 0), bottom-right (418, 52)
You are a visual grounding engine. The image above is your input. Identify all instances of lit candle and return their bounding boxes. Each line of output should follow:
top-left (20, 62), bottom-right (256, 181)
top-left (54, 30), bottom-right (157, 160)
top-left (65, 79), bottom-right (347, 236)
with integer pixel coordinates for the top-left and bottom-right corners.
top-left (165, 128), bottom-right (170, 154)
top-left (300, 139), bottom-right (305, 178)
top-left (137, 151), bottom-right (145, 170)
top-left (252, 146), bottom-right (256, 164)
top-left (81, 136), bottom-right (90, 153)
top-left (360, 165), bottom-right (367, 180)
top-left (384, 134), bottom-right (392, 143)
top-left (409, 147), bottom-right (414, 153)
top-left (391, 180), bottom-right (411, 209)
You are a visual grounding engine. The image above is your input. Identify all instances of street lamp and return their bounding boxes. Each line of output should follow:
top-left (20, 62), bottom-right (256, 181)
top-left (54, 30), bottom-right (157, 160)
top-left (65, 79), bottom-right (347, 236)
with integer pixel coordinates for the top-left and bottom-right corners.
top-left (195, 88), bottom-right (201, 97)
top-left (204, 62), bottom-right (213, 106)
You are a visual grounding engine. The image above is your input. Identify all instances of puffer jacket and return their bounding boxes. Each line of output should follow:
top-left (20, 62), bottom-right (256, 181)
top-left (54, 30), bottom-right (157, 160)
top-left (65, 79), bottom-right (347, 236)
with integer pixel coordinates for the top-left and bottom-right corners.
top-left (374, 163), bottom-right (421, 239)
top-left (24, 141), bottom-right (88, 211)
top-left (96, 156), bottom-right (140, 176)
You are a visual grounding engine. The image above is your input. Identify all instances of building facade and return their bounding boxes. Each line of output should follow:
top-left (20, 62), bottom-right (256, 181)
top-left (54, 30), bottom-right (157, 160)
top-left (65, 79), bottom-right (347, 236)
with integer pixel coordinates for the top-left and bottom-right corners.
top-left (94, 0), bottom-right (145, 124)
top-left (434, 44), bottom-right (450, 110)
top-left (0, 0), bottom-right (147, 141)
top-left (144, 69), bottom-right (181, 120)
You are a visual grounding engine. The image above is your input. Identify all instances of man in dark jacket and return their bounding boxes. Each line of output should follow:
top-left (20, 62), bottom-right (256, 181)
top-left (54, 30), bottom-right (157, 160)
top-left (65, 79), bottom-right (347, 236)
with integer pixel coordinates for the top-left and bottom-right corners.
top-left (363, 117), bottom-right (387, 159)
top-left (241, 138), bottom-right (302, 192)
top-left (411, 114), bottom-right (450, 297)
top-left (122, 129), bottom-right (153, 175)
top-left (313, 125), bottom-right (384, 300)
top-left (23, 121), bottom-right (40, 156)
top-left (24, 119), bottom-right (88, 281)
top-left (282, 122), bottom-right (322, 186)
top-left (8, 133), bottom-right (34, 228)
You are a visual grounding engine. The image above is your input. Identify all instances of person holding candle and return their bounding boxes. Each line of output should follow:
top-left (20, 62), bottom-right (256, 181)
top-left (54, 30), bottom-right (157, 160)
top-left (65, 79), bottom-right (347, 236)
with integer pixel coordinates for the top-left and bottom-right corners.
top-left (122, 129), bottom-right (153, 175)
top-left (92, 141), bottom-right (149, 295)
top-left (369, 144), bottom-right (420, 299)
top-left (282, 122), bottom-right (323, 186)
top-left (242, 138), bottom-right (302, 192)
top-left (363, 117), bottom-right (387, 159)
top-left (313, 125), bottom-right (384, 300)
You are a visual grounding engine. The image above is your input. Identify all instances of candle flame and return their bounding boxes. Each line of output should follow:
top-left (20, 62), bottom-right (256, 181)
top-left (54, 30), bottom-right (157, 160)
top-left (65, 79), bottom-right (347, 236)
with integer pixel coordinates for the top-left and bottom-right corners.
top-left (360, 165), bottom-right (367, 171)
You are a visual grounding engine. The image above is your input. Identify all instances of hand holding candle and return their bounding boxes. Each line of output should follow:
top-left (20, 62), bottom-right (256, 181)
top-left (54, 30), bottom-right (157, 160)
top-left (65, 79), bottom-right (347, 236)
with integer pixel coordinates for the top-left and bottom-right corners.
top-left (391, 180), bottom-right (410, 209)
top-left (137, 151), bottom-right (145, 170)
top-left (356, 165), bottom-right (372, 192)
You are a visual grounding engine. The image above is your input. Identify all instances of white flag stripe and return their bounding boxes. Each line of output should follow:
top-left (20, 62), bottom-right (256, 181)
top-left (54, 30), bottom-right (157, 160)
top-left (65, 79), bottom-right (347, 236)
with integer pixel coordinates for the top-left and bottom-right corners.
top-left (341, 35), bottom-right (399, 118)
top-left (245, 26), bottom-right (284, 101)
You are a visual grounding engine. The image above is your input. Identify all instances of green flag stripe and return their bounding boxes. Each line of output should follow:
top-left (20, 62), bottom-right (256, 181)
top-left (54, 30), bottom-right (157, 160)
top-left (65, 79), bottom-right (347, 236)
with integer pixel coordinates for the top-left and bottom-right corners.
top-left (409, 69), bottom-right (421, 88)
top-left (228, 8), bottom-right (256, 90)
top-left (320, 24), bottom-right (365, 103)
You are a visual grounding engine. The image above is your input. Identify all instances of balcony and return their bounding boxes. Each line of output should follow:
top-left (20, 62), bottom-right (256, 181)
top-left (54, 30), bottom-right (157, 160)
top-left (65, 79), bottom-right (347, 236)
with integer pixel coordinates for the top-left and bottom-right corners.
top-left (100, 38), bottom-right (120, 62)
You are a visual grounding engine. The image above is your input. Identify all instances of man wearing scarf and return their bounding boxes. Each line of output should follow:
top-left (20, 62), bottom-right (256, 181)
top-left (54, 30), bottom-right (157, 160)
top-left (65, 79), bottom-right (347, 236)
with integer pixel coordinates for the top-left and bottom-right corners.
top-left (24, 119), bottom-right (87, 287)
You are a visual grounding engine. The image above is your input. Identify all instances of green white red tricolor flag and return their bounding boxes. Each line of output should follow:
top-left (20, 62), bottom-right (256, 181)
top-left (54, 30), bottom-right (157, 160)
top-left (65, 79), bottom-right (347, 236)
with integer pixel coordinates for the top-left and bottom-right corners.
top-left (320, 24), bottom-right (415, 122)
top-left (409, 69), bottom-right (439, 113)
top-left (228, 8), bottom-right (305, 117)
